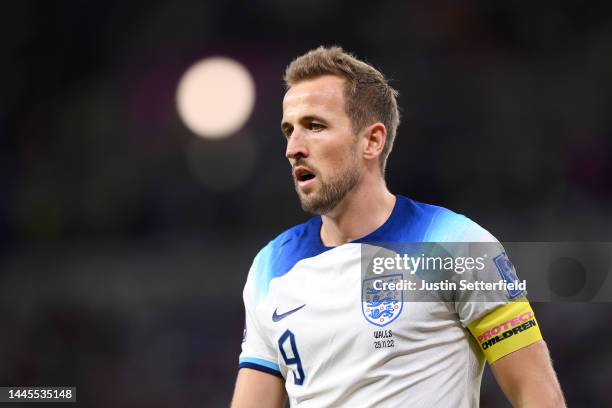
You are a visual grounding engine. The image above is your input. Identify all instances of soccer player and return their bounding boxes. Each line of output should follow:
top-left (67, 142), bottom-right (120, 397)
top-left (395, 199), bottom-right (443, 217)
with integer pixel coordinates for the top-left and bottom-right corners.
top-left (231, 46), bottom-right (565, 407)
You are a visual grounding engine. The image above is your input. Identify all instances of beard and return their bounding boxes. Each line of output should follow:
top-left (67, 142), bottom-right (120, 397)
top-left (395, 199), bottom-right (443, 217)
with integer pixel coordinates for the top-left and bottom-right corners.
top-left (294, 151), bottom-right (362, 215)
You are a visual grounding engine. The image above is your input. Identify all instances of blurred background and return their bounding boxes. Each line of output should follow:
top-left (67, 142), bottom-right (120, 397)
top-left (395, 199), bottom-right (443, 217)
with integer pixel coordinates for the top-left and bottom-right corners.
top-left (1, 0), bottom-right (611, 406)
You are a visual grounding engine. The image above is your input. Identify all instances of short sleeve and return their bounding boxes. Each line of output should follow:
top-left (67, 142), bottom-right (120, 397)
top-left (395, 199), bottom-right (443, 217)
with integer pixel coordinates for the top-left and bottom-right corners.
top-left (444, 218), bottom-right (527, 327)
top-left (444, 219), bottom-right (543, 363)
top-left (453, 242), bottom-right (527, 327)
top-left (238, 250), bottom-right (283, 378)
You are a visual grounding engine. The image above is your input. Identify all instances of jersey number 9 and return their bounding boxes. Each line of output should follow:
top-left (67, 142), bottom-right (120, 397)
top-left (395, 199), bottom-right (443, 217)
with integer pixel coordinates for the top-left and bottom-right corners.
top-left (278, 329), bottom-right (305, 386)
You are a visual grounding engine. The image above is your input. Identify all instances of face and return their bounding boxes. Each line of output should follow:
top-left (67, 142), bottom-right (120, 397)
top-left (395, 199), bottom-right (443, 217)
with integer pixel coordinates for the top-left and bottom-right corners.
top-left (282, 75), bottom-right (362, 214)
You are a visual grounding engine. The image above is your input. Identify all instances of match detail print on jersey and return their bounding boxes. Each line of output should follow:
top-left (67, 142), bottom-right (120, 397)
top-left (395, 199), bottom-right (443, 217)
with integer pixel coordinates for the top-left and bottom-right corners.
top-left (468, 300), bottom-right (543, 364)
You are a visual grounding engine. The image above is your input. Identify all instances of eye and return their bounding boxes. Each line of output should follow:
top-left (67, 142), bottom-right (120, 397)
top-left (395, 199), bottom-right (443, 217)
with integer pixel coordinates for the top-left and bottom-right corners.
top-left (309, 122), bottom-right (325, 132)
top-left (282, 126), bottom-right (293, 139)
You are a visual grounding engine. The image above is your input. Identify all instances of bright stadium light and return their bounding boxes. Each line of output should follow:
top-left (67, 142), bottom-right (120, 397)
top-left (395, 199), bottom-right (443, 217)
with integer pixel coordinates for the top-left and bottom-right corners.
top-left (176, 57), bottom-right (255, 139)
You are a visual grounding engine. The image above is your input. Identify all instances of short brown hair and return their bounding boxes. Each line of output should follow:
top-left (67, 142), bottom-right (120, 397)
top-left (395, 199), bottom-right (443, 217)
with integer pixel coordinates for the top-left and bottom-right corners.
top-left (284, 46), bottom-right (400, 173)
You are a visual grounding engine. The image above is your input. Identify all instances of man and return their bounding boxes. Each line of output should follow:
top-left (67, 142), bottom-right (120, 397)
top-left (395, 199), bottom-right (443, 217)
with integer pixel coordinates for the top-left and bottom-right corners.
top-left (231, 46), bottom-right (565, 407)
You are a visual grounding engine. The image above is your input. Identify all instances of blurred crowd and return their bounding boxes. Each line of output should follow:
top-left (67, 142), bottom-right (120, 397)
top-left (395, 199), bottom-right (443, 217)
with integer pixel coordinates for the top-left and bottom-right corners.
top-left (1, 1), bottom-right (611, 406)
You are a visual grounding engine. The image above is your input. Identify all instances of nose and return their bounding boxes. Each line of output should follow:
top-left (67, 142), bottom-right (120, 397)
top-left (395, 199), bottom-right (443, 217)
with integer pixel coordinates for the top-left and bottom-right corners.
top-left (285, 129), bottom-right (308, 162)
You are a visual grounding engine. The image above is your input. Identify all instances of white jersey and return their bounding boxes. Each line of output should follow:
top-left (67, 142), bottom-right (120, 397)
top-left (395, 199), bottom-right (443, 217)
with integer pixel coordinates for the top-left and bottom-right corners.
top-left (239, 196), bottom-right (525, 407)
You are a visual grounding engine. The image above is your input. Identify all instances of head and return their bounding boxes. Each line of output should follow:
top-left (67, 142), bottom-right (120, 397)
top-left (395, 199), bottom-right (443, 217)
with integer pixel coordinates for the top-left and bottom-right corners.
top-left (281, 46), bottom-right (400, 214)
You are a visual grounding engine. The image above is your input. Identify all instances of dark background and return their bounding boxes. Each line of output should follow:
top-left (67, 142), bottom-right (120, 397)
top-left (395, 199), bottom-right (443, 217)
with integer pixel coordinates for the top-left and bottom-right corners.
top-left (1, 1), bottom-right (611, 406)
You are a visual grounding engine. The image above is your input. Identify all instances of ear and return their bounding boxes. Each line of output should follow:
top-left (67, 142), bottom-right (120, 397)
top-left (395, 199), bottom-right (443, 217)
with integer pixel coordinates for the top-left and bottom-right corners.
top-left (361, 122), bottom-right (387, 162)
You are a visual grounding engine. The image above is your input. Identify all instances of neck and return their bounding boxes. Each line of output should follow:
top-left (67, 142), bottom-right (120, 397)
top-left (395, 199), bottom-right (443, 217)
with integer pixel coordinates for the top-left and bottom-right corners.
top-left (320, 174), bottom-right (396, 247)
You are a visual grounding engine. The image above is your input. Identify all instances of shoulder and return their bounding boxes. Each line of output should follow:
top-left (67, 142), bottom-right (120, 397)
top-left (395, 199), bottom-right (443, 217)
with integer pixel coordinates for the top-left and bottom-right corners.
top-left (255, 216), bottom-right (320, 267)
top-left (248, 217), bottom-right (325, 301)
top-left (397, 196), bottom-right (497, 243)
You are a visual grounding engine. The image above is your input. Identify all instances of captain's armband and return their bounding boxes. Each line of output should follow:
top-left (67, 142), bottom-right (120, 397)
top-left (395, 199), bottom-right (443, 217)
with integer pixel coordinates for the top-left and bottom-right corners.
top-left (468, 300), bottom-right (543, 364)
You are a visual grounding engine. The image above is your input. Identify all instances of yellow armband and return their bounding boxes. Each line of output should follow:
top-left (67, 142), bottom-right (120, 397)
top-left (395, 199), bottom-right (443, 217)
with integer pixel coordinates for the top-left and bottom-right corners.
top-left (468, 300), bottom-right (542, 364)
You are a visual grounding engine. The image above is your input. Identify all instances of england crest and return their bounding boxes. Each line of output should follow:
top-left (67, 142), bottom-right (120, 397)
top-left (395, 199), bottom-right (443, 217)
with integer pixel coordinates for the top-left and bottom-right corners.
top-left (362, 274), bottom-right (404, 327)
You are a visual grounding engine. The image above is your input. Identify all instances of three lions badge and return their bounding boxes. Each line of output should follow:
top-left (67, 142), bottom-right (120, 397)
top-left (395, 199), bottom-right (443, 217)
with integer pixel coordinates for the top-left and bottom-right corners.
top-left (362, 274), bottom-right (404, 327)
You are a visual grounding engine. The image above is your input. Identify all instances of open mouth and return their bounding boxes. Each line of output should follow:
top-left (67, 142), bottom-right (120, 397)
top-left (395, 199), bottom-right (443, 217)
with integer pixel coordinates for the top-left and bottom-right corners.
top-left (294, 167), bottom-right (316, 185)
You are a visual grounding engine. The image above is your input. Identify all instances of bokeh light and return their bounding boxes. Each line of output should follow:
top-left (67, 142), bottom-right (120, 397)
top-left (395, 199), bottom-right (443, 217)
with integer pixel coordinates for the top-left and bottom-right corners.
top-left (176, 57), bottom-right (256, 139)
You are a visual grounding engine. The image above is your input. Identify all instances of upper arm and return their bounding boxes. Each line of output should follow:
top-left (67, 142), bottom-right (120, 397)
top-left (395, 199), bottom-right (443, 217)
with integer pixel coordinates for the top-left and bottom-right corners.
top-left (465, 299), bottom-right (565, 406)
top-left (231, 368), bottom-right (286, 408)
top-left (491, 340), bottom-right (565, 407)
top-left (466, 300), bottom-right (565, 407)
